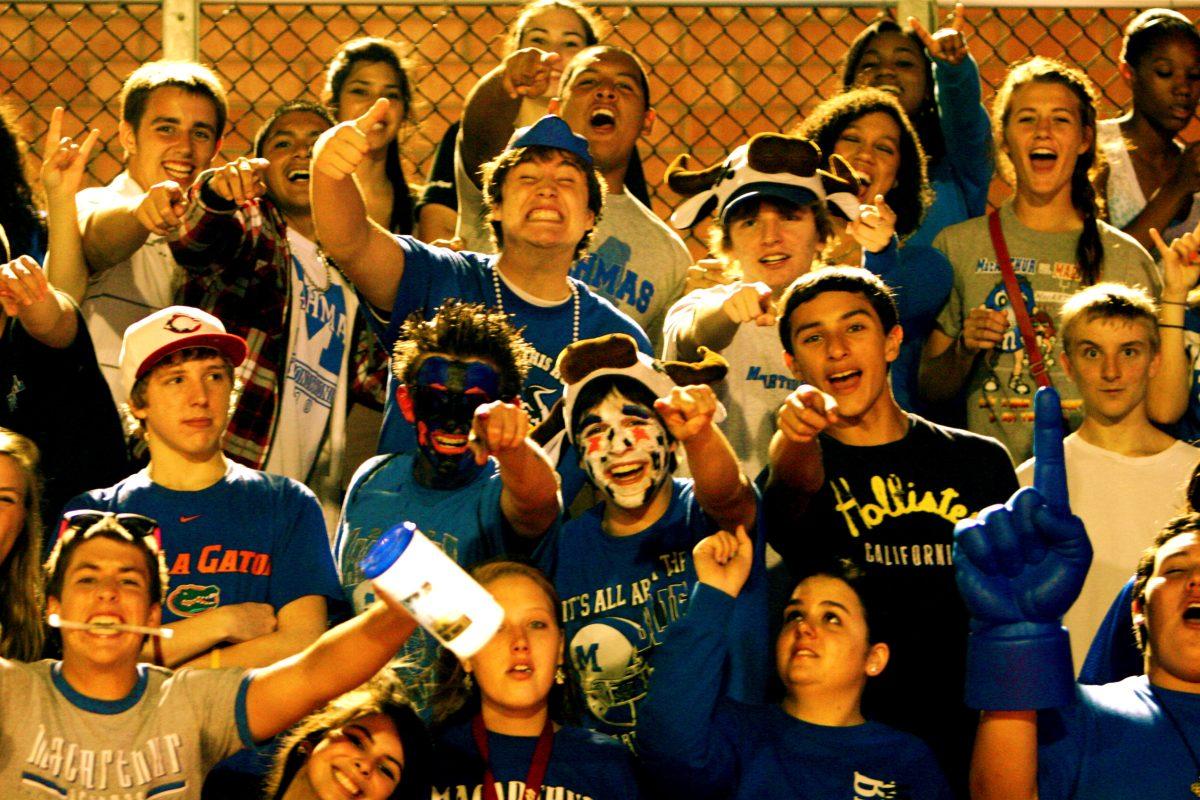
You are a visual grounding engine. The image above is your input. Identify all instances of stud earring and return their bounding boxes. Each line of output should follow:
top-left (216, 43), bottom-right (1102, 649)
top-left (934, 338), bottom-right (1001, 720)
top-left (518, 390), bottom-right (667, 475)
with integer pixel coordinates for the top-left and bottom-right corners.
top-left (464, 672), bottom-right (474, 692)
top-left (555, 666), bottom-right (566, 685)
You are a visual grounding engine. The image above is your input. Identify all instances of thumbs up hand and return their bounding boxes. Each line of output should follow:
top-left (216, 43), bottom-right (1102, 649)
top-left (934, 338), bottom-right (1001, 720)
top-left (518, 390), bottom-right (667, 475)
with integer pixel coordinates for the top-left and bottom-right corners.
top-left (312, 98), bottom-right (389, 181)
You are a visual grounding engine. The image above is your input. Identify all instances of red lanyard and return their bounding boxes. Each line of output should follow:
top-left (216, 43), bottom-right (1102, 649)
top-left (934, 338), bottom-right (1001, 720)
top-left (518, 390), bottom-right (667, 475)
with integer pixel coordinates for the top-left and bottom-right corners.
top-left (988, 210), bottom-right (1052, 389)
top-left (471, 714), bottom-right (555, 800)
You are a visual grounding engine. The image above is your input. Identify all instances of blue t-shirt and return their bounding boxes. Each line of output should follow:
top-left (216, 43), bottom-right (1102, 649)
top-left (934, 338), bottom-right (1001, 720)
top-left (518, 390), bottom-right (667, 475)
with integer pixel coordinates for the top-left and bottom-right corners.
top-left (1038, 677), bottom-right (1200, 799)
top-left (537, 479), bottom-right (769, 747)
top-left (863, 240), bottom-right (954, 415)
top-left (429, 719), bottom-right (643, 800)
top-left (372, 237), bottom-right (652, 457)
top-left (906, 56), bottom-right (993, 250)
top-left (1079, 577), bottom-right (1143, 686)
top-left (640, 586), bottom-right (950, 800)
top-left (334, 452), bottom-right (542, 714)
top-left (62, 464), bottom-right (342, 623)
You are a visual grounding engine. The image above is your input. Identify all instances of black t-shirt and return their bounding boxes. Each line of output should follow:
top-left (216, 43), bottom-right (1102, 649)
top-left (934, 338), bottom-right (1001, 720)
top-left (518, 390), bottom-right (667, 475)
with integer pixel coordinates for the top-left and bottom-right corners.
top-left (0, 309), bottom-right (129, 528)
top-left (764, 413), bottom-right (1016, 797)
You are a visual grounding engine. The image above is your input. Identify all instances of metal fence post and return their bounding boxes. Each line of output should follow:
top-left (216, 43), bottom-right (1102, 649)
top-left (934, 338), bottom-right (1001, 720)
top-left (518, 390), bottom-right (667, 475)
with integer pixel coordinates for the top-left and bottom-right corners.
top-left (162, 0), bottom-right (199, 61)
top-left (897, 0), bottom-right (937, 32)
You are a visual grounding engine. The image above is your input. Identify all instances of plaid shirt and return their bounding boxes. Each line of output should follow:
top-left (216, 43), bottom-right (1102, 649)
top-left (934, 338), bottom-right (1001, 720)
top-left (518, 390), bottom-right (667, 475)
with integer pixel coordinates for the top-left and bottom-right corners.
top-left (170, 178), bottom-right (388, 469)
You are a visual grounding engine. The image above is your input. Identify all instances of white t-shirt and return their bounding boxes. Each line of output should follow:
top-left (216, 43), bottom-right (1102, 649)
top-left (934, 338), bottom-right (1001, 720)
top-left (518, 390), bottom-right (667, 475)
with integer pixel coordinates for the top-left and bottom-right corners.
top-left (1017, 432), bottom-right (1200, 669)
top-left (264, 230), bottom-right (357, 491)
top-left (77, 172), bottom-right (186, 406)
top-left (664, 285), bottom-right (797, 481)
top-left (1098, 118), bottom-right (1200, 243)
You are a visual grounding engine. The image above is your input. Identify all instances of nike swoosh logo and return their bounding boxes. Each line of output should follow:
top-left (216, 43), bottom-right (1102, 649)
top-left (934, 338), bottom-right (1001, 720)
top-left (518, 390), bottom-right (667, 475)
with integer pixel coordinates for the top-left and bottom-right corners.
top-left (179, 514), bottom-right (202, 523)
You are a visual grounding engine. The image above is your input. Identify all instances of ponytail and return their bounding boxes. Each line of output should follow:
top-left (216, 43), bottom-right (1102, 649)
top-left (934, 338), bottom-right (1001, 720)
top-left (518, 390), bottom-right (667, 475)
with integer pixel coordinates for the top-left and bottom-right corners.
top-left (1073, 169), bottom-right (1103, 286)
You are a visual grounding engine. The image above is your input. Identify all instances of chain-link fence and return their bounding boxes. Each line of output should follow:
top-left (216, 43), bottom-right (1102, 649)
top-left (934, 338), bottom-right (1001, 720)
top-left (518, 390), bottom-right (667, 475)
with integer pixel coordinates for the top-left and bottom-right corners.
top-left (1, 1), bottom-right (1197, 252)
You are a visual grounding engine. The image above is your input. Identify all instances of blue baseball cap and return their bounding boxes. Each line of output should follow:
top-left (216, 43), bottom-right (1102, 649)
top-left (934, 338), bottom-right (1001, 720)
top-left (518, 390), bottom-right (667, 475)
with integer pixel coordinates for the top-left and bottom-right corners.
top-left (506, 115), bottom-right (593, 168)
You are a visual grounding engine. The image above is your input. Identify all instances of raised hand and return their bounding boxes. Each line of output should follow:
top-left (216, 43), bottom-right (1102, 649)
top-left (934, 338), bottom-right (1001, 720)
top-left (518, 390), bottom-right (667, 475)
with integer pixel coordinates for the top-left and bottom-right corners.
top-left (40, 106), bottom-right (99, 201)
top-left (312, 98), bottom-right (388, 180)
top-left (1150, 220), bottom-right (1200, 303)
top-left (776, 385), bottom-right (840, 444)
top-left (0, 255), bottom-right (50, 316)
top-left (845, 194), bottom-right (897, 254)
top-left (722, 281), bottom-right (777, 326)
top-left (693, 526), bottom-right (754, 598)
top-left (501, 48), bottom-right (563, 100)
top-left (910, 3), bottom-right (969, 66)
top-left (205, 156), bottom-right (270, 204)
top-left (469, 400), bottom-right (531, 465)
top-left (654, 384), bottom-right (719, 442)
top-left (955, 387), bottom-right (1090, 709)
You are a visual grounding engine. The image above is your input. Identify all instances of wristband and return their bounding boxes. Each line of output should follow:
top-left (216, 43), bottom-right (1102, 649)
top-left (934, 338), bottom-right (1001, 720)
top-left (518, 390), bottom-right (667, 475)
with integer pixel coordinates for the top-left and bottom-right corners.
top-left (210, 647), bottom-right (222, 669)
top-left (965, 622), bottom-right (1074, 710)
top-left (1161, 300), bottom-right (1188, 307)
top-left (1160, 324), bottom-right (1186, 330)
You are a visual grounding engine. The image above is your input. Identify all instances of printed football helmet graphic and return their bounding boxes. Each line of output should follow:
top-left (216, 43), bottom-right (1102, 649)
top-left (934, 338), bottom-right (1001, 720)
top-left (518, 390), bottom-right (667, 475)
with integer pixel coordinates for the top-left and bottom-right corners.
top-left (570, 617), bottom-right (652, 728)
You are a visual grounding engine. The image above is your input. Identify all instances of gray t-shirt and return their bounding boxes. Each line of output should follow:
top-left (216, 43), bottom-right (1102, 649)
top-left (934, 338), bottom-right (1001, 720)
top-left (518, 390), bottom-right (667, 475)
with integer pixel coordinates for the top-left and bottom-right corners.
top-left (934, 201), bottom-right (1161, 462)
top-left (0, 660), bottom-right (252, 799)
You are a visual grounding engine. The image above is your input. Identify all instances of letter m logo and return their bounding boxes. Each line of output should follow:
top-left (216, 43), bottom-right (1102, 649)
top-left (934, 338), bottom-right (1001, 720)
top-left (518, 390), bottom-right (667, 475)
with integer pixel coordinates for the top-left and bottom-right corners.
top-left (574, 642), bottom-right (601, 673)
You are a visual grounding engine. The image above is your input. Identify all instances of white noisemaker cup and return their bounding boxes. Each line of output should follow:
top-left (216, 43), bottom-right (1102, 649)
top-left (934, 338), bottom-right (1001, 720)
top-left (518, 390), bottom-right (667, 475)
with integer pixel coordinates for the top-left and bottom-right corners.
top-left (359, 521), bottom-right (503, 658)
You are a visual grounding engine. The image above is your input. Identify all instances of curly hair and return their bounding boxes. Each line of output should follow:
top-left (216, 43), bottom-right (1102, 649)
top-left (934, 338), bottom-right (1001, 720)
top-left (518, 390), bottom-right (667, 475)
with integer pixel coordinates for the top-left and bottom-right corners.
top-left (993, 56), bottom-right (1104, 286)
top-left (323, 37), bottom-right (417, 235)
top-left (391, 301), bottom-right (532, 401)
top-left (841, 15), bottom-right (947, 169)
top-left (266, 669), bottom-right (431, 800)
top-left (793, 87), bottom-right (932, 239)
top-left (0, 103), bottom-right (44, 261)
top-left (1133, 512), bottom-right (1200, 653)
top-left (0, 429), bottom-right (44, 661)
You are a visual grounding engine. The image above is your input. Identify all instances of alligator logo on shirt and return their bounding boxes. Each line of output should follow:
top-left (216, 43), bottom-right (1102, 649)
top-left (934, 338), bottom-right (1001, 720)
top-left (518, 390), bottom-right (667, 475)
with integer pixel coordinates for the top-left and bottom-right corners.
top-left (167, 583), bottom-right (220, 617)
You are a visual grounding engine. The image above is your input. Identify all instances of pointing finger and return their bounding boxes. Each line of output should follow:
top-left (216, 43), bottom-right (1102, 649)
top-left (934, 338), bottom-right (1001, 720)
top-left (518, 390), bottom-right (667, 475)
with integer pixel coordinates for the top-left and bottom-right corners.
top-left (1032, 386), bottom-right (1069, 516)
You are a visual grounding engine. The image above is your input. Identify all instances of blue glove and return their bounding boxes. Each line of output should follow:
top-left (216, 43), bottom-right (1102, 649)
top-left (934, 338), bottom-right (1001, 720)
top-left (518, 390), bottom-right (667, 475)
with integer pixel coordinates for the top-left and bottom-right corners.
top-left (954, 387), bottom-right (1092, 710)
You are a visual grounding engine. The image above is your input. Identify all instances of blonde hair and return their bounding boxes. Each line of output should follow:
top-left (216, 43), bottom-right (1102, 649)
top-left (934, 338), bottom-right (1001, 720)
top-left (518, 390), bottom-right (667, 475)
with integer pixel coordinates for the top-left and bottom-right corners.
top-left (0, 428), bottom-right (44, 660)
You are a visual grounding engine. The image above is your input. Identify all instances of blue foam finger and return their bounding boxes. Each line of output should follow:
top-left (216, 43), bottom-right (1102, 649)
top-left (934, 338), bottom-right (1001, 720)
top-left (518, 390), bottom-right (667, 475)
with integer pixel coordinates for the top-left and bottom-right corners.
top-left (1032, 387), bottom-right (1069, 516)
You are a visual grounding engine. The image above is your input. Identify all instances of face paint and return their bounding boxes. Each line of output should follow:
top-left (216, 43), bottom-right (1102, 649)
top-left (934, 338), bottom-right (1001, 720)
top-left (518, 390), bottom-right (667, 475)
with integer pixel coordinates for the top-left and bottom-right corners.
top-left (576, 389), bottom-right (672, 510)
top-left (410, 356), bottom-right (501, 486)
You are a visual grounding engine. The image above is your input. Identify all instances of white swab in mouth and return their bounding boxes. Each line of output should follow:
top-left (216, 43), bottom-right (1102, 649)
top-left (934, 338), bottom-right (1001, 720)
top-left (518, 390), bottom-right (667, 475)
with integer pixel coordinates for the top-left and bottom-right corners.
top-left (48, 613), bottom-right (174, 639)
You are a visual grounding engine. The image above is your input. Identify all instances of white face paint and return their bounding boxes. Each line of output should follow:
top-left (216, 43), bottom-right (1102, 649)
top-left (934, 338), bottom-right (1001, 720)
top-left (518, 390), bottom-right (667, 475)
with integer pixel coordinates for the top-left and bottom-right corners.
top-left (576, 389), bottom-right (672, 510)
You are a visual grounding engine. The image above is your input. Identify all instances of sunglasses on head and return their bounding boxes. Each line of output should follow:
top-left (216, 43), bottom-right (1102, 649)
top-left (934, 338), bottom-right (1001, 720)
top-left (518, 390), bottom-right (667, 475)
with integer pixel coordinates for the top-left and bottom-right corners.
top-left (56, 510), bottom-right (163, 554)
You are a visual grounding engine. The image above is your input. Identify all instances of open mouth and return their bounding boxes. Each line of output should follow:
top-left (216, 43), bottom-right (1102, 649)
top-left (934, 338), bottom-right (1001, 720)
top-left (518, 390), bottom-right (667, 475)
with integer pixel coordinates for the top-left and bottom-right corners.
top-left (286, 167), bottom-right (311, 184)
top-left (827, 369), bottom-right (862, 392)
top-left (760, 253), bottom-right (791, 267)
top-left (589, 108), bottom-right (616, 133)
top-left (1183, 604), bottom-right (1200, 623)
top-left (161, 162), bottom-right (195, 182)
top-left (508, 664), bottom-right (534, 677)
top-left (1029, 149), bottom-right (1058, 170)
top-left (527, 208), bottom-right (563, 222)
top-left (607, 462), bottom-right (647, 484)
top-left (874, 83), bottom-right (902, 97)
top-left (431, 431), bottom-right (469, 455)
top-left (332, 766), bottom-right (363, 797)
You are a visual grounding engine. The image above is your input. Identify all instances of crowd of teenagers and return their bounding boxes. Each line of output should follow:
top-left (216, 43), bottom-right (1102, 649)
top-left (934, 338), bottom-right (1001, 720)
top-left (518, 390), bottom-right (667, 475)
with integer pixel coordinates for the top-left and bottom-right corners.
top-left (7, 2), bottom-right (1200, 798)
